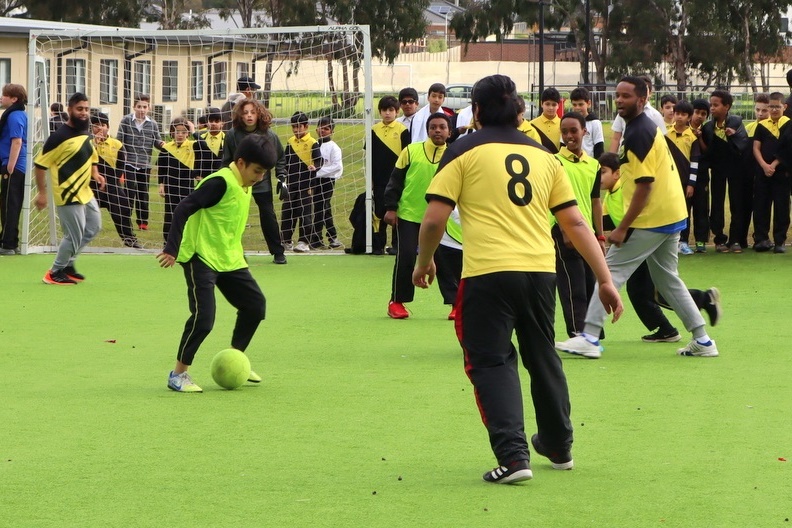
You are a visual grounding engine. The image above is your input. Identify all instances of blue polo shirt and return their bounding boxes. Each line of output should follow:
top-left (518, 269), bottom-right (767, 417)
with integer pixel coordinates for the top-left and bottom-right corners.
top-left (0, 110), bottom-right (27, 172)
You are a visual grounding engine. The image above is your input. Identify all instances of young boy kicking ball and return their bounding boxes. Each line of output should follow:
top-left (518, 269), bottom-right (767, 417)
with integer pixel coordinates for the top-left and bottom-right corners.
top-left (157, 134), bottom-right (277, 393)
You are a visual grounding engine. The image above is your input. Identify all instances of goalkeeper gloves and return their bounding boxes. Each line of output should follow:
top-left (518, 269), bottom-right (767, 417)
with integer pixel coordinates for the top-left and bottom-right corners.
top-left (276, 180), bottom-right (289, 201)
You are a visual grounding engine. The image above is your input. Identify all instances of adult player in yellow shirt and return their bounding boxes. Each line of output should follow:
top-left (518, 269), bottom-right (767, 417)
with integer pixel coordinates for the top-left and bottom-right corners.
top-left (555, 76), bottom-right (719, 359)
top-left (412, 75), bottom-right (622, 484)
top-left (33, 92), bottom-right (106, 285)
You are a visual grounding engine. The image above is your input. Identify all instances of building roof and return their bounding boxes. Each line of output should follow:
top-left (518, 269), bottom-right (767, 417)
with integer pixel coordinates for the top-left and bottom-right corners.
top-left (0, 16), bottom-right (139, 35)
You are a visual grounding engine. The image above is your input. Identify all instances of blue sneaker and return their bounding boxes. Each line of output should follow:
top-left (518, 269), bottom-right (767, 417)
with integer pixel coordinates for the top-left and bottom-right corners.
top-left (678, 242), bottom-right (694, 255)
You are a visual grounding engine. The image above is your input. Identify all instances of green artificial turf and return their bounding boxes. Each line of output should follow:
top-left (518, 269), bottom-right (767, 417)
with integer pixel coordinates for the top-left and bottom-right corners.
top-left (0, 252), bottom-right (790, 527)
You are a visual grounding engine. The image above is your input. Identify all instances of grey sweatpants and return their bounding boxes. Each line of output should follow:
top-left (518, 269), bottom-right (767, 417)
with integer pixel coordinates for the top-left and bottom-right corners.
top-left (583, 229), bottom-right (706, 339)
top-left (52, 199), bottom-right (102, 271)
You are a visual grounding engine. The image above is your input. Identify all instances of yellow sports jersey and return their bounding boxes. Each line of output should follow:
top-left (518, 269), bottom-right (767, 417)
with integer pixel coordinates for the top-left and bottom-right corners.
top-left (517, 120), bottom-right (542, 144)
top-left (372, 121), bottom-right (409, 157)
top-left (287, 133), bottom-right (318, 168)
top-left (426, 126), bottom-right (577, 278)
top-left (756, 116), bottom-right (790, 139)
top-left (94, 136), bottom-right (123, 169)
top-left (745, 121), bottom-right (759, 138)
top-left (665, 127), bottom-right (697, 161)
top-left (34, 124), bottom-right (97, 206)
top-left (529, 114), bottom-right (561, 151)
top-left (198, 130), bottom-right (225, 157)
top-left (162, 138), bottom-right (197, 170)
top-left (618, 113), bottom-right (687, 229)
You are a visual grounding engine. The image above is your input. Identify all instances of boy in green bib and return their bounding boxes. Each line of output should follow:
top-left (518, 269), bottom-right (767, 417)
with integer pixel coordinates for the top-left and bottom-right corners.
top-left (157, 135), bottom-right (278, 393)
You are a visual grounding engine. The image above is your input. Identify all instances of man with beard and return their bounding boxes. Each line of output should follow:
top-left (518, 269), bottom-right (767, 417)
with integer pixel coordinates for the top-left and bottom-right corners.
top-left (555, 76), bottom-right (718, 359)
top-left (33, 92), bottom-right (106, 285)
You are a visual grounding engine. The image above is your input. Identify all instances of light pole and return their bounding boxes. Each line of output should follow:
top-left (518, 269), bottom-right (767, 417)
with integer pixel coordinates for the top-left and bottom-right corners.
top-left (583, 0), bottom-right (591, 86)
top-left (443, 9), bottom-right (451, 84)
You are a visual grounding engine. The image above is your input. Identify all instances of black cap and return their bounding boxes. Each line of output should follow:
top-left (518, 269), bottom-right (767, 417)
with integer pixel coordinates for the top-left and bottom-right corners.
top-left (90, 112), bottom-right (109, 126)
top-left (237, 76), bottom-right (261, 91)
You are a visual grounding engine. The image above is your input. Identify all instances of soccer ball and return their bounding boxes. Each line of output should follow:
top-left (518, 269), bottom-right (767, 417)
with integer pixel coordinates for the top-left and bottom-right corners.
top-left (210, 348), bottom-right (251, 390)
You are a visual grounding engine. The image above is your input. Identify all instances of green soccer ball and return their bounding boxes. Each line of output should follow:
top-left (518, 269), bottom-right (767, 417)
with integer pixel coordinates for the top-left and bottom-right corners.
top-left (210, 348), bottom-right (251, 390)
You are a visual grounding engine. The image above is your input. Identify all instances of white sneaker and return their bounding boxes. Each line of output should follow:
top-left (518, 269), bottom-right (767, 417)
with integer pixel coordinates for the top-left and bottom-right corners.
top-left (679, 242), bottom-right (694, 255)
top-left (167, 371), bottom-right (203, 392)
top-left (554, 335), bottom-right (602, 359)
top-left (294, 241), bottom-right (310, 253)
top-left (329, 238), bottom-right (343, 249)
top-left (283, 242), bottom-right (294, 251)
top-left (677, 339), bottom-right (719, 357)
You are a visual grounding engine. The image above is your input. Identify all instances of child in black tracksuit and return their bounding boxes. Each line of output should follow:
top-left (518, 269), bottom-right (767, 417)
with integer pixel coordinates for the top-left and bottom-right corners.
top-left (158, 117), bottom-right (210, 242)
top-left (280, 111), bottom-right (322, 252)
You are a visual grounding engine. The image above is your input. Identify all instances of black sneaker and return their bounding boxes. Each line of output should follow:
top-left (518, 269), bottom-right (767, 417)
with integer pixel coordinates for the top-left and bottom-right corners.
top-left (753, 240), bottom-right (773, 252)
top-left (62, 265), bottom-right (85, 282)
top-left (774, 244), bottom-right (786, 254)
top-left (123, 238), bottom-right (144, 249)
top-left (531, 434), bottom-right (574, 470)
top-left (703, 287), bottom-right (721, 326)
top-left (42, 269), bottom-right (77, 285)
top-left (641, 329), bottom-right (681, 343)
top-left (273, 254), bottom-right (287, 264)
top-left (482, 460), bottom-right (532, 484)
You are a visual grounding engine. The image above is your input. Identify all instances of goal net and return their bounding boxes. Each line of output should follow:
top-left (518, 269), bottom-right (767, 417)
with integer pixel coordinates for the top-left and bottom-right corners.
top-left (25, 26), bottom-right (373, 254)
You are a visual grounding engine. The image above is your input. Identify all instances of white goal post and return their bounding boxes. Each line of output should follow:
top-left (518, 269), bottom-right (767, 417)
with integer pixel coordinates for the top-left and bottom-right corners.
top-left (24, 25), bottom-right (374, 254)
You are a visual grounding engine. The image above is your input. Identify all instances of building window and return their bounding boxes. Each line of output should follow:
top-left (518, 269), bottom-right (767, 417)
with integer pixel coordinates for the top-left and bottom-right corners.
top-left (65, 58), bottom-right (86, 96)
top-left (162, 61), bottom-right (178, 102)
top-left (236, 62), bottom-right (249, 81)
top-left (134, 60), bottom-right (151, 97)
top-left (0, 59), bottom-right (10, 86)
top-left (213, 61), bottom-right (227, 100)
top-left (100, 59), bottom-right (118, 104)
top-left (191, 61), bottom-right (204, 101)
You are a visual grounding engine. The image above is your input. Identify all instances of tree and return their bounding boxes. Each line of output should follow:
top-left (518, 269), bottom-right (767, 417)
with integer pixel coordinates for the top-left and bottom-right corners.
top-left (217, 0), bottom-right (429, 111)
top-left (25, 0), bottom-right (144, 27)
top-left (145, 0), bottom-right (211, 29)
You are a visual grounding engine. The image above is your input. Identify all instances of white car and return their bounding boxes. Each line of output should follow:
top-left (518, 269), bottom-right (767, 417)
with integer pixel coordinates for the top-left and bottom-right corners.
top-left (418, 84), bottom-right (474, 111)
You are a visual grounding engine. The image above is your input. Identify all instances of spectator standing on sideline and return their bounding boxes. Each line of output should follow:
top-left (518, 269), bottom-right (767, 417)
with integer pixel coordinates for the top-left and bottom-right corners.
top-left (33, 93), bottom-right (106, 285)
top-left (193, 109), bottom-right (225, 176)
top-left (412, 74), bottom-right (621, 484)
top-left (280, 111), bottom-right (322, 253)
top-left (569, 87), bottom-right (605, 158)
top-left (157, 134), bottom-right (277, 393)
top-left (371, 95), bottom-right (410, 254)
top-left (688, 99), bottom-right (711, 253)
top-left (556, 76), bottom-right (718, 359)
top-left (158, 117), bottom-right (211, 243)
top-left (313, 116), bottom-right (343, 249)
top-left (117, 93), bottom-right (164, 231)
top-left (410, 83), bottom-right (455, 144)
top-left (751, 91), bottom-right (790, 253)
top-left (529, 87), bottom-right (562, 153)
top-left (49, 102), bottom-right (67, 134)
top-left (699, 89), bottom-right (750, 253)
top-left (222, 76), bottom-right (260, 130)
top-left (222, 99), bottom-right (287, 264)
top-left (0, 83), bottom-right (27, 255)
top-left (90, 112), bottom-right (142, 249)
